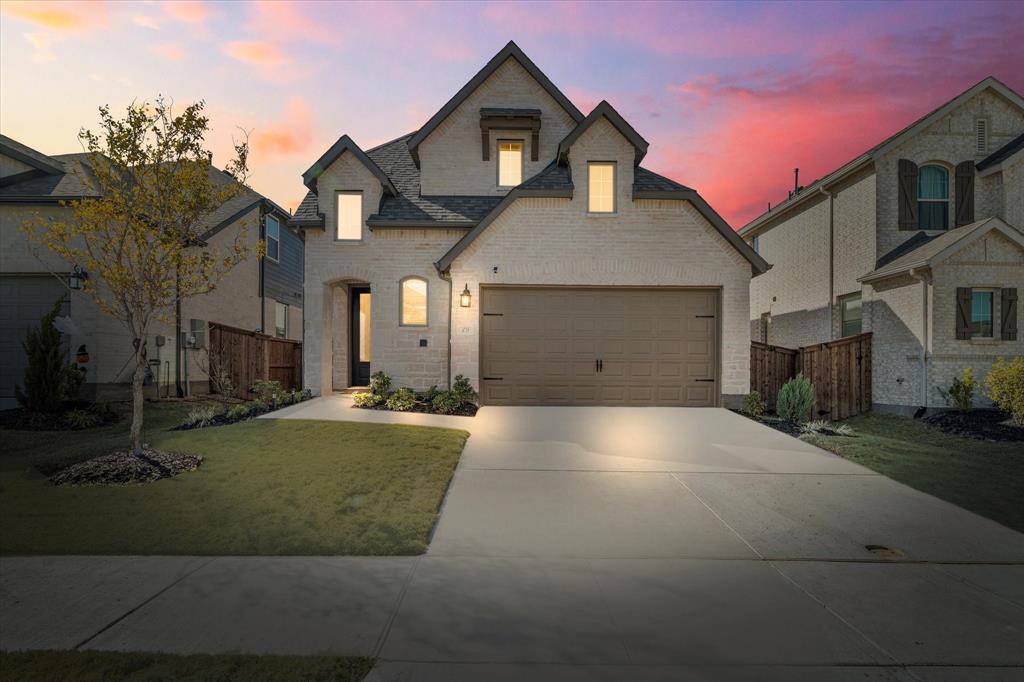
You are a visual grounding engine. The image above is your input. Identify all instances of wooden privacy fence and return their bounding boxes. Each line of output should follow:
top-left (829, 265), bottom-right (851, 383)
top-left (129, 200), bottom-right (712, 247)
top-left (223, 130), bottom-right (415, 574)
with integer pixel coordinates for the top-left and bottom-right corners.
top-left (208, 322), bottom-right (303, 396)
top-left (751, 332), bottom-right (872, 420)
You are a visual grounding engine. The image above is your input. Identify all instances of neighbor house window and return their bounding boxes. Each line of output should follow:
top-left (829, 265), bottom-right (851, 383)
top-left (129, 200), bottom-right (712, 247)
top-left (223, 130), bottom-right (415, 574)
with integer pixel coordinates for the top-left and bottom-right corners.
top-left (917, 165), bottom-right (948, 230)
top-left (336, 191), bottom-right (362, 240)
top-left (498, 141), bottom-right (523, 187)
top-left (275, 301), bottom-right (287, 338)
top-left (751, 236), bottom-right (760, 253)
top-left (265, 215), bottom-right (280, 262)
top-left (588, 162), bottom-right (615, 213)
top-left (840, 294), bottom-right (862, 337)
top-left (400, 277), bottom-right (428, 326)
top-left (970, 290), bottom-right (993, 338)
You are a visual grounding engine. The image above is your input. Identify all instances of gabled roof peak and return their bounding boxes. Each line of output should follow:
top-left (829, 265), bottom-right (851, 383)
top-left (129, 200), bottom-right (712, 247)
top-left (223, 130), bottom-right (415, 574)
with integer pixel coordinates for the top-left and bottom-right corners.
top-left (0, 134), bottom-right (65, 176)
top-left (302, 134), bottom-right (397, 196)
top-left (556, 100), bottom-right (649, 166)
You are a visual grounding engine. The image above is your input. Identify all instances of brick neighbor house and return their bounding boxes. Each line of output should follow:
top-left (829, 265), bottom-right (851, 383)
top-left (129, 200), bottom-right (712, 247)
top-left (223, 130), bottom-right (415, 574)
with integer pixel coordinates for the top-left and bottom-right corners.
top-left (292, 41), bottom-right (768, 407)
top-left (740, 77), bottom-right (1023, 414)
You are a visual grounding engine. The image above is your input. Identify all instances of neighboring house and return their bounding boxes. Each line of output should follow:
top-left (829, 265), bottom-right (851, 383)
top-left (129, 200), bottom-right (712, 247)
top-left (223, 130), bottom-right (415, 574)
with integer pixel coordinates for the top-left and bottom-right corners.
top-left (0, 134), bottom-right (303, 407)
top-left (292, 41), bottom-right (768, 407)
top-left (740, 78), bottom-right (1024, 414)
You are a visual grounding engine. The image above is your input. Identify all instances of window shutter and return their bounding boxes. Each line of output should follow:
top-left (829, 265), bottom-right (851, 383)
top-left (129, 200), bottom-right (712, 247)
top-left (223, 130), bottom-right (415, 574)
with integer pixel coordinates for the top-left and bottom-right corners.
top-left (955, 287), bottom-right (972, 340)
top-left (1002, 288), bottom-right (1018, 341)
top-left (898, 159), bottom-right (918, 230)
top-left (955, 161), bottom-right (975, 227)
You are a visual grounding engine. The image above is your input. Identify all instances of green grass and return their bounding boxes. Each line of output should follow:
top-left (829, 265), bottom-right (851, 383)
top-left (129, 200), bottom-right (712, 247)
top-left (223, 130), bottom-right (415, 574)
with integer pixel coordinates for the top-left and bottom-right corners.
top-left (804, 412), bottom-right (1024, 533)
top-left (0, 650), bottom-right (373, 682)
top-left (0, 402), bottom-right (468, 555)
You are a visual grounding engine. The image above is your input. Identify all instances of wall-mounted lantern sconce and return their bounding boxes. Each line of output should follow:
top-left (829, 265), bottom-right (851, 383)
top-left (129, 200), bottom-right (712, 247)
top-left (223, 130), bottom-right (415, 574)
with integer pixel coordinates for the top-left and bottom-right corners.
top-left (69, 265), bottom-right (89, 291)
top-left (460, 284), bottom-right (472, 308)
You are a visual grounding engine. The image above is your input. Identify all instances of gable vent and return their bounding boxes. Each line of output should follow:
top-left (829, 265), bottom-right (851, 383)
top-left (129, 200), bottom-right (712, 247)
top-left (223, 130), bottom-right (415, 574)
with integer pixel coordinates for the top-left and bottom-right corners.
top-left (975, 118), bottom-right (988, 154)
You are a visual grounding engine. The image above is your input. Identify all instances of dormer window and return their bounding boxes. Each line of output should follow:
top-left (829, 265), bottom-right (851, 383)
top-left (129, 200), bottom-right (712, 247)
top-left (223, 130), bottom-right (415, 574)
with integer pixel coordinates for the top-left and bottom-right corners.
top-left (498, 141), bottom-right (523, 187)
top-left (588, 162), bottom-right (615, 213)
top-left (336, 191), bottom-right (363, 240)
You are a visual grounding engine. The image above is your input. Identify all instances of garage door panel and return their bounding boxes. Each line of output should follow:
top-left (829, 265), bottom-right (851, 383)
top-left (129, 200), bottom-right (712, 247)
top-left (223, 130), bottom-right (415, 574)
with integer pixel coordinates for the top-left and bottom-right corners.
top-left (480, 287), bottom-right (718, 407)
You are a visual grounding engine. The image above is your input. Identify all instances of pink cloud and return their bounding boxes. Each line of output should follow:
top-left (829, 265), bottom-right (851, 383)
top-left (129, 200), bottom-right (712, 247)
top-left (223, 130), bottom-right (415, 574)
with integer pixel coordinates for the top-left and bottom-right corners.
top-left (1, 0), bottom-right (106, 32)
top-left (244, 1), bottom-right (334, 44)
top-left (252, 97), bottom-right (314, 158)
top-left (163, 0), bottom-right (209, 24)
top-left (153, 43), bottom-right (184, 62)
top-left (223, 40), bottom-right (289, 66)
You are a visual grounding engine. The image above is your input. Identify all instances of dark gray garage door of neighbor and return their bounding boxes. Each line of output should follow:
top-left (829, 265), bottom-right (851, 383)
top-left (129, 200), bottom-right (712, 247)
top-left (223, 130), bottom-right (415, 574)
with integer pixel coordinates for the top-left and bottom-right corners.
top-left (480, 286), bottom-right (719, 406)
top-left (0, 274), bottom-right (69, 409)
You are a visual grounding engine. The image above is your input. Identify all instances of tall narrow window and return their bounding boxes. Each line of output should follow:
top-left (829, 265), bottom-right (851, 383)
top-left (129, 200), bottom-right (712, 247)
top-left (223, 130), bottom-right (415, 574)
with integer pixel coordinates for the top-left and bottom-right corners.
top-left (970, 290), bottom-right (993, 338)
top-left (400, 277), bottom-right (428, 326)
top-left (336, 191), bottom-right (362, 240)
top-left (588, 162), bottom-right (615, 213)
top-left (265, 215), bottom-right (280, 262)
top-left (498, 141), bottom-right (523, 187)
top-left (275, 301), bottom-right (288, 338)
top-left (917, 165), bottom-right (948, 230)
top-left (840, 294), bottom-right (862, 337)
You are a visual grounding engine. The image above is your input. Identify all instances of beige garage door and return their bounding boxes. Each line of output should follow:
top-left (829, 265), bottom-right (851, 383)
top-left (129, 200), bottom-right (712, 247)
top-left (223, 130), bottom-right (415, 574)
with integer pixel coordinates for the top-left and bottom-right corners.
top-left (480, 287), bottom-right (718, 406)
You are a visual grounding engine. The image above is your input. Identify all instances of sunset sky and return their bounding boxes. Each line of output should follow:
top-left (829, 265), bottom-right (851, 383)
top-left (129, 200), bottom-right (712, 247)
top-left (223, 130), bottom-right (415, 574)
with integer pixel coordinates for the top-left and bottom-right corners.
top-left (2, 0), bottom-right (1022, 228)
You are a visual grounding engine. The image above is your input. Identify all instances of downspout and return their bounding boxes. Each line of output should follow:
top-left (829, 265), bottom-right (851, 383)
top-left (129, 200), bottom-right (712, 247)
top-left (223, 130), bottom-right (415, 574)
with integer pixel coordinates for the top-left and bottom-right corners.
top-left (259, 208), bottom-right (266, 334)
top-left (909, 268), bottom-right (930, 412)
top-left (438, 269), bottom-right (453, 390)
top-left (819, 186), bottom-right (835, 337)
top-left (175, 260), bottom-right (183, 398)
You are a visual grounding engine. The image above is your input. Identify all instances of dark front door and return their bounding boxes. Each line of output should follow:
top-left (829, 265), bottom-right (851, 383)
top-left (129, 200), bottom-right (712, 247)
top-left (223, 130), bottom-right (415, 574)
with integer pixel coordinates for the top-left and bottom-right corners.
top-left (350, 286), bottom-right (371, 386)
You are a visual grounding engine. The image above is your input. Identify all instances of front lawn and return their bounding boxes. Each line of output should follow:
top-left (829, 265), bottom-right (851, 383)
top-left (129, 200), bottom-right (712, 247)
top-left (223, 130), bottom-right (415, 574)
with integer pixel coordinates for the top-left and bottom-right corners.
top-left (0, 650), bottom-right (373, 682)
top-left (1, 402), bottom-right (468, 555)
top-left (804, 412), bottom-right (1024, 533)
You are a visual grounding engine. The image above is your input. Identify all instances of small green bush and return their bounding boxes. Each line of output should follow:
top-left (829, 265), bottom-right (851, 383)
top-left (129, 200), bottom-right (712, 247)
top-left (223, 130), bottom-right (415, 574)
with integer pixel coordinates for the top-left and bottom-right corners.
top-left (800, 419), bottom-right (854, 437)
top-left (353, 391), bottom-right (384, 408)
top-left (450, 374), bottom-right (479, 406)
top-left (369, 371), bottom-right (391, 397)
top-left (251, 379), bottom-right (285, 404)
top-left (938, 367), bottom-right (976, 412)
top-left (15, 298), bottom-right (81, 414)
top-left (62, 409), bottom-right (102, 430)
top-left (423, 384), bottom-right (440, 403)
top-left (386, 387), bottom-right (417, 412)
top-left (181, 405), bottom-right (218, 429)
top-left (299, 388), bottom-right (313, 401)
top-left (226, 403), bottom-right (252, 422)
top-left (743, 391), bottom-right (765, 418)
top-left (985, 357), bottom-right (1024, 426)
top-left (777, 374), bottom-right (815, 423)
top-left (431, 390), bottom-right (461, 415)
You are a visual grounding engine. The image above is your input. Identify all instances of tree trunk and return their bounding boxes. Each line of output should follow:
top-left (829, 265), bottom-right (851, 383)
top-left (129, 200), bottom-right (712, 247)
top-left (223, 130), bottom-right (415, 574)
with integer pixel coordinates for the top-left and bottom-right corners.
top-left (129, 338), bottom-right (147, 456)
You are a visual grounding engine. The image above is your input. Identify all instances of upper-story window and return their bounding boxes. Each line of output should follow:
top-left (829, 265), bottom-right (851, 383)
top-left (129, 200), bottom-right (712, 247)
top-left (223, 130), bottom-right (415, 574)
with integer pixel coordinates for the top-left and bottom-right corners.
top-left (265, 215), bottom-right (280, 262)
top-left (971, 290), bottom-right (994, 338)
top-left (588, 162), bottom-right (615, 213)
top-left (498, 141), bottom-right (523, 187)
top-left (917, 165), bottom-right (948, 230)
top-left (336, 191), bottom-right (363, 240)
top-left (840, 294), bottom-right (862, 337)
top-left (400, 276), bottom-right (428, 326)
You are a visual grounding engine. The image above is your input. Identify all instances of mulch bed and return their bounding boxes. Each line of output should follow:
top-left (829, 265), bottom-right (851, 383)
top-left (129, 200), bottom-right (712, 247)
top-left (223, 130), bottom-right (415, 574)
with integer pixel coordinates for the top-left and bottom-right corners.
top-left (923, 410), bottom-right (1024, 442)
top-left (357, 401), bottom-right (478, 417)
top-left (730, 409), bottom-right (803, 437)
top-left (0, 402), bottom-right (120, 431)
top-left (50, 448), bottom-right (203, 486)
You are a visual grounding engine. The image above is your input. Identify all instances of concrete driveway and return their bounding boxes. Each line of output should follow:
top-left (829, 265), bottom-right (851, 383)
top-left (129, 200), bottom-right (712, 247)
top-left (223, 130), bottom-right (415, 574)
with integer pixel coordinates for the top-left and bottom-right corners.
top-left (3, 405), bottom-right (1023, 681)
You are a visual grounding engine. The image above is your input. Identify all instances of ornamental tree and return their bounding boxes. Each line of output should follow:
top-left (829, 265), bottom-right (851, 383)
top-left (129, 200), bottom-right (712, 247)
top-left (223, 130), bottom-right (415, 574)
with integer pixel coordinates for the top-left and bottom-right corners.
top-left (24, 98), bottom-right (255, 458)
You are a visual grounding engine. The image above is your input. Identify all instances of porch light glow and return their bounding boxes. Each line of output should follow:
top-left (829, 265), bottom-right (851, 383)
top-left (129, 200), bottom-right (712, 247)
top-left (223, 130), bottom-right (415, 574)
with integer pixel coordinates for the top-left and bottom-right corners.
top-left (460, 284), bottom-right (472, 308)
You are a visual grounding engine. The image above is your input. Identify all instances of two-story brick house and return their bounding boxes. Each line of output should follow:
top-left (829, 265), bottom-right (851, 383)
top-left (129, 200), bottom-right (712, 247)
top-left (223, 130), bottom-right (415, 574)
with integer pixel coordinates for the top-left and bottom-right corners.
top-left (293, 41), bottom-right (768, 407)
top-left (740, 78), bottom-right (1023, 413)
top-left (0, 134), bottom-right (303, 406)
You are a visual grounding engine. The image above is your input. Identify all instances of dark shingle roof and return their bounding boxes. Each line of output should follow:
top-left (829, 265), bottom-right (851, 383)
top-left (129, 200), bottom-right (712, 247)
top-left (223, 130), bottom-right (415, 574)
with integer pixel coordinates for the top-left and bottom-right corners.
top-left (0, 134), bottom-right (65, 175)
top-left (0, 153), bottom-right (99, 200)
top-left (633, 167), bottom-right (693, 193)
top-left (977, 132), bottom-right (1024, 171)
top-left (519, 162), bottom-right (572, 192)
top-left (293, 191), bottom-right (321, 224)
top-left (873, 231), bottom-right (937, 269)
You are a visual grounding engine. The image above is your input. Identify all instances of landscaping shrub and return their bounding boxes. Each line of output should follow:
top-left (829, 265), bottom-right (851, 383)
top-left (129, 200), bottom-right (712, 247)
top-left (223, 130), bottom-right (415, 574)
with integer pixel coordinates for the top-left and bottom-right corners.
top-left (353, 391), bottom-right (384, 408)
top-left (369, 371), bottom-right (392, 397)
top-left (985, 357), bottom-right (1024, 426)
top-left (181, 406), bottom-right (218, 429)
top-left (937, 367), bottom-right (976, 412)
top-left (226, 403), bottom-right (252, 422)
top-left (62, 409), bottom-right (102, 430)
top-left (743, 391), bottom-right (765, 418)
top-left (386, 387), bottom-right (417, 412)
top-left (251, 379), bottom-right (285, 405)
top-left (450, 374), bottom-right (479, 406)
top-left (423, 384), bottom-right (441, 403)
top-left (15, 299), bottom-right (83, 414)
top-left (431, 390), bottom-right (461, 415)
top-left (777, 374), bottom-right (814, 423)
top-left (800, 419), bottom-right (854, 437)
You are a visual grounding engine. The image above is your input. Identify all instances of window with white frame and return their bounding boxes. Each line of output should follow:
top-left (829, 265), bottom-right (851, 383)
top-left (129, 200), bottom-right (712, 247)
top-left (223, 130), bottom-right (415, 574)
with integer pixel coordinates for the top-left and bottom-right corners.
top-left (275, 301), bottom-right (288, 338)
top-left (588, 162), bottom-right (615, 213)
top-left (265, 215), bottom-right (280, 261)
top-left (400, 277), bottom-right (428, 326)
top-left (498, 141), bottom-right (523, 187)
top-left (840, 294), bottom-right (862, 337)
top-left (917, 165), bottom-right (948, 230)
top-left (970, 290), bottom-right (993, 338)
top-left (336, 191), bottom-right (363, 240)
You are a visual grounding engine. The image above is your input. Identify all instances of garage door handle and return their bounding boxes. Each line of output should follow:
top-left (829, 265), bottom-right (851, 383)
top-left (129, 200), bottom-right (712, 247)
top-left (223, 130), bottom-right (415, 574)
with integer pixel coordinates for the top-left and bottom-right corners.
top-left (483, 312), bottom-right (503, 317)
top-left (696, 378), bottom-right (715, 382)
top-left (482, 376), bottom-right (503, 381)
top-left (695, 315), bottom-right (715, 319)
